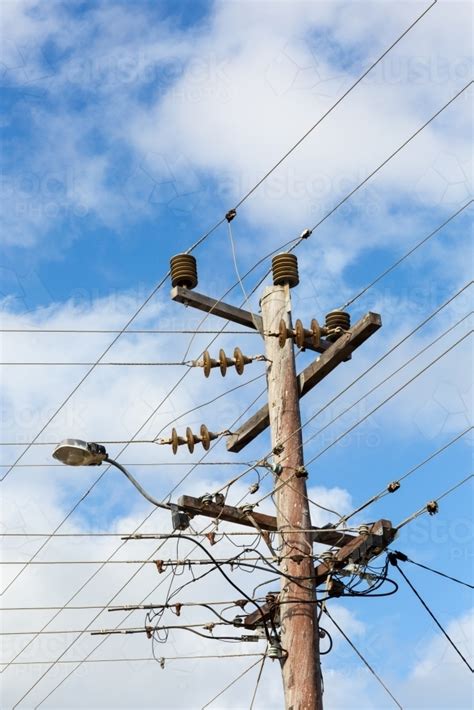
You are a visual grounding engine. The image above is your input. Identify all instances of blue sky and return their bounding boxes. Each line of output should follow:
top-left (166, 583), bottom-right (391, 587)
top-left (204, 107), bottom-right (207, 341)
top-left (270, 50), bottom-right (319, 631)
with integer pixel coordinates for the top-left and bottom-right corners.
top-left (0, 1), bottom-right (472, 708)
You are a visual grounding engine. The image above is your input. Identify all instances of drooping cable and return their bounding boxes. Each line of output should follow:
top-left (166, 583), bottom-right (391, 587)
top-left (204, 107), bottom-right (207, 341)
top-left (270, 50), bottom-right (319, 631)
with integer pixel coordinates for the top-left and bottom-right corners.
top-left (388, 553), bottom-right (473, 673)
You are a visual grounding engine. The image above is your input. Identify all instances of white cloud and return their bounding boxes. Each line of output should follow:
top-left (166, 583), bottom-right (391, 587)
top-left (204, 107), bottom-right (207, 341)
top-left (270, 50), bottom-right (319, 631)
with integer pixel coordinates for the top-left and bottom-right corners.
top-left (1, 0), bottom-right (472, 251)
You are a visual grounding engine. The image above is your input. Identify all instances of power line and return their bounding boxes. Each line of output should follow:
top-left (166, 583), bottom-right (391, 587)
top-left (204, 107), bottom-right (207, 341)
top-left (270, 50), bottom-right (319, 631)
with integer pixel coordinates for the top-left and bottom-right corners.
top-left (1, 527), bottom-right (352, 539)
top-left (302, 312), bottom-right (471, 455)
top-left (388, 551), bottom-right (473, 590)
top-left (249, 655), bottom-right (267, 710)
top-left (0, 461), bottom-right (253, 467)
top-left (201, 657), bottom-right (265, 709)
top-left (340, 201), bottom-right (473, 309)
top-left (324, 607), bottom-right (402, 709)
top-left (231, 0), bottom-right (438, 210)
top-left (304, 82), bottom-right (472, 235)
top-left (1, 554), bottom-right (310, 565)
top-left (1, 621), bottom-right (242, 637)
top-left (388, 553), bottom-right (473, 673)
top-left (5, 8), bottom-right (462, 704)
top-left (305, 330), bottom-right (472, 466)
top-left (0, 653), bottom-right (265, 667)
top-left (1, 367), bottom-right (262, 675)
top-left (0, 361), bottom-right (194, 366)
top-left (396, 474), bottom-right (473, 530)
top-left (339, 427), bottom-right (473, 524)
top-left (0, 234), bottom-right (292, 601)
top-left (0, 328), bottom-right (259, 334)
top-left (6, 0), bottom-right (437, 496)
top-left (0, 597), bottom-right (269, 613)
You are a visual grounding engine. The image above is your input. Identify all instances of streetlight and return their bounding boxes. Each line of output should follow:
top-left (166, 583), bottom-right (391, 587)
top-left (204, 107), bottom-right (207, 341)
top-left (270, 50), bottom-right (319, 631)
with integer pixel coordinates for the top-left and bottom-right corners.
top-left (52, 438), bottom-right (173, 512)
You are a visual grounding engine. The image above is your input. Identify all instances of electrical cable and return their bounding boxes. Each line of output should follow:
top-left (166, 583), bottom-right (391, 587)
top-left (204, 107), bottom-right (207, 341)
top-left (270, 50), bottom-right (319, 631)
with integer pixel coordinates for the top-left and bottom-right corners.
top-left (340, 202), bottom-right (473, 309)
top-left (388, 553), bottom-right (473, 672)
top-left (339, 427), bottom-right (472, 524)
top-left (305, 330), bottom-right (472, 466)
top-left (231, 0), bottom-right (438, 211)
top-left (0, 328), bottom-right (260, 334)
top-left (249, 655), bottom-right (266, 710)
top-left (6, 378), bottom-right (277, 698)
top-left (324, 607), bottom-right (403, 709)
top-left (0, 653), bottom-right (264, 667)
top-left (302, 312), bottom-right (471, 456)
top-left (396, 473), bottom-right (473, 531)
top-left (390, 552), bottom-right (474, 589)
top-left (201, 656), bottom-right (264, 709)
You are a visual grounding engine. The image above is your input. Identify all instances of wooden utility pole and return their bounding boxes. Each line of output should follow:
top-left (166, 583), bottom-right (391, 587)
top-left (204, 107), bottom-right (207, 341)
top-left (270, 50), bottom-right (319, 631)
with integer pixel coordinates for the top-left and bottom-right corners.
top-left (167, 250), bottom-right (387, 710)
top-left (261, 283), bottom-right (323, 710)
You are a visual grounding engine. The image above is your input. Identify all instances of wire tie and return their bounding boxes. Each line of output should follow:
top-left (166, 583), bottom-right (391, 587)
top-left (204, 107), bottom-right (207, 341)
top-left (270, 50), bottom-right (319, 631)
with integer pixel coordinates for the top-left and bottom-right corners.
top-left (225, 209), bottom-right (237, 222)
top-left (159, 657), bottom-right (165, 669)
top-left (426, 500), bottom-right (439, 515)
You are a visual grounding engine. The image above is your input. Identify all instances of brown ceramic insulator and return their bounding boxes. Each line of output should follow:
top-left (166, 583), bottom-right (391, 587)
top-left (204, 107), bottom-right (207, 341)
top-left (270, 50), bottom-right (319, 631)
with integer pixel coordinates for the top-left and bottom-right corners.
top-left (271, 253), bottom-right (299, 288)
top-left (325, 310), bottom-right (351, 341)
top-left (170, 253), bottom-right (198, 289)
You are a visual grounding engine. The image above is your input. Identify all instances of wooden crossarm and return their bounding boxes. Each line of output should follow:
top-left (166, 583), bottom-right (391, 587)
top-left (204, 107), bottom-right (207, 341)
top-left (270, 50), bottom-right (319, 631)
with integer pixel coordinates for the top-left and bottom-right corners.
top-left (227, 312), bottom-right (382, 452)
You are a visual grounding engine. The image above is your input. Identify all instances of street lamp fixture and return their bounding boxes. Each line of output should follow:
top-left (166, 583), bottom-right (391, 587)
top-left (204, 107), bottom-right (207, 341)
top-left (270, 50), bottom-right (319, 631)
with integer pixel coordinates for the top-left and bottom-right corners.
top-left (52, 439), bottom-right (107, 466)
top-left (52, 438), bottom-right (172, 512)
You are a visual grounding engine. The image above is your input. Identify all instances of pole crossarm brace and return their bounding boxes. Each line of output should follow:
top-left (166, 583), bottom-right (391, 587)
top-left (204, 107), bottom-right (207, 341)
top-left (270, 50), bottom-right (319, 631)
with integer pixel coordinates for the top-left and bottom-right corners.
top-left (170, 286), bottom-right (331, 353)
top-left (242, 519), bottom-right (396, 630)
top-left (227, 311), bottom-right (382, 452)
top-left (176, 495), bottom-right (356, 547)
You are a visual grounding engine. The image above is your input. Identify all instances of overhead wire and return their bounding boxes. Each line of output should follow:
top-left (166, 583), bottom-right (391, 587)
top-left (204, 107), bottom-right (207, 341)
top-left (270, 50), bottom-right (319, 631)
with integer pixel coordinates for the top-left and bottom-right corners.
top-left (27, 527), bottom-right (266, 709)
top-left (340, 201), bottom-right (473, 309)
top-left (6, 382), bottom-right (279, 701)
top-left (249, 654), bottom-right (267, 710)
top-left (200, 657), bottom-right (265, 709)
top-left (231, 0), bottom-right (438, 211)
top-left (396, 474), bottom-right (473, 530)
top-left (0, 653), bottom-right (264, 667)
top-left (0, 288), bottom-right (258, 592)
top-left (301, 311), bottom-right (472, 453)
top-left (303, 82), bottom-right (471, 236)
top-left (390, 553), bottom-right (474, 590)
top-left (305, 330), bottom-right (472, 466)
top-left (0, 328), bottom-right (260, 334)
top-left (2, 365), bottom-right (271, 681)
top-left (388, 553), bottom-right (473, 672)
top-left (339, 427), bottom-right (472, 524)
top-left (324, 607), bottom-right (403, 709)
